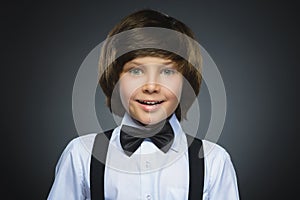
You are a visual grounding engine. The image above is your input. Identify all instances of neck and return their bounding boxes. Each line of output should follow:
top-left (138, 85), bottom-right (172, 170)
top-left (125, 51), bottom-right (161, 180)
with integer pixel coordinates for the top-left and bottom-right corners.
top-left (128, 114), bottom-right (173, 130)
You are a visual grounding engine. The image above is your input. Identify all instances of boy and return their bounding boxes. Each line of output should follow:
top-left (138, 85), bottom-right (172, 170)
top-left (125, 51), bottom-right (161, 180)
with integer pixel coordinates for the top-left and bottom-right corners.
top-left (48, 9), bottom-right (239, 200)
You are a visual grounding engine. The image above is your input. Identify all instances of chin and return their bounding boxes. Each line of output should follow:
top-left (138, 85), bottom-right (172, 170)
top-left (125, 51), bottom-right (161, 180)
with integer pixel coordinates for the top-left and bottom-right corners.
top-left (135, 115), bottom-right (167, 126)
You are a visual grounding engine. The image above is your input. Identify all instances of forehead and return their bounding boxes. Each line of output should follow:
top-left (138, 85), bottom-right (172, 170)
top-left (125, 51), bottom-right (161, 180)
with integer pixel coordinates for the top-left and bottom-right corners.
top-left (125, 56), bottom-right (174, 66)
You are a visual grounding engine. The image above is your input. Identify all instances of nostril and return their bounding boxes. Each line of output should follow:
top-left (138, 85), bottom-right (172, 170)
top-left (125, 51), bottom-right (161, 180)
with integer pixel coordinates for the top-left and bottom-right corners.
top-left (142, 83), bottom-right (160, 93)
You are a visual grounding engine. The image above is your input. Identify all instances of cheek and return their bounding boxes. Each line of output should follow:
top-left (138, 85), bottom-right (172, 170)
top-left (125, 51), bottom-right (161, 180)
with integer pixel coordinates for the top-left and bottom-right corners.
top-left (162, 77), bottom-right (183, 100)
top-left (118, 76), bottom-right (141, 107)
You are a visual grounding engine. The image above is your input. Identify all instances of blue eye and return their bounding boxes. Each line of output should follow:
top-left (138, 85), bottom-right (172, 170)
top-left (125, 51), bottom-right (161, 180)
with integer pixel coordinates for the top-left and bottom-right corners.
top-left (162, 68), bottom-right (176, 75)
top-left (129, 68), bottom-right (143, 75)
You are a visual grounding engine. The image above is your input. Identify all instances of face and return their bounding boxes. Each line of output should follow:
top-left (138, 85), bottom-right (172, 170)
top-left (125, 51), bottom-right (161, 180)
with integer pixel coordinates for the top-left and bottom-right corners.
top-left (118, 56), bottom-right (183, 125)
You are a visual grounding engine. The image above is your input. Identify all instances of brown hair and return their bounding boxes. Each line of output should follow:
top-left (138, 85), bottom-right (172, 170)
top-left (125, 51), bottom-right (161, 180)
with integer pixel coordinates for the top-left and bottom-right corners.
top-left (99, 9), bottom-right (202, 121)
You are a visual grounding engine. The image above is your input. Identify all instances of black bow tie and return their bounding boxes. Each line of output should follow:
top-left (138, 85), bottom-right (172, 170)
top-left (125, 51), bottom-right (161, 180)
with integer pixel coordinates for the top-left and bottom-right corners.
top-left (120, 121), bottom-right (174, 156)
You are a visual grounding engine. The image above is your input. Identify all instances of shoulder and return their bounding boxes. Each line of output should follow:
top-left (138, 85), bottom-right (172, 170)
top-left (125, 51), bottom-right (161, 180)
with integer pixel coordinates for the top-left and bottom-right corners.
top-left (56, 133), bottom-right (98, 169)
top-left (187, 137), bottom-right (229, 159)
top-left (201, 140), bottom-right (239, 199)
top-left (202, 140), bottom-right (236, 187)
top-left (202, 140), bottom-right (230, 160)
top-left (202, 140), bottom-right (234, 177)
top-left (49, 134), bottom-right (98, 199)
top-left (64, 133), bottom-right (98, 155)
top-left (186, 137), bottom-right (231, 166)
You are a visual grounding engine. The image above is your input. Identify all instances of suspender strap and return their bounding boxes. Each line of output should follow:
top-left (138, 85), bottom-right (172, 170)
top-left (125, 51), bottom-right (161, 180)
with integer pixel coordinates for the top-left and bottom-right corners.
top-left (90, 132), bottom-right (204, 200)
top-left (90, 130), bottom-right (113, 200)
top-left (186, 135), bottom-right (204, 200)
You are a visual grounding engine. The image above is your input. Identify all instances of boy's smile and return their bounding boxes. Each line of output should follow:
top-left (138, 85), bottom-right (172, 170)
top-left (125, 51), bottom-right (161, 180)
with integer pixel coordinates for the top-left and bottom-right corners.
top-left (119, 56), bottom-right (183, 125)
top-left (135, 99), bottom-right (165, 112)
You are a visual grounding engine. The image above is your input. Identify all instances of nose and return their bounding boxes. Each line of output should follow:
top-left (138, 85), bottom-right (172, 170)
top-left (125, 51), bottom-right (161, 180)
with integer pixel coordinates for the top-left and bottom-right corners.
top-left (142, 82), bottom-right (160, 93)
top-left (141, 67), bottom-right (161, 93)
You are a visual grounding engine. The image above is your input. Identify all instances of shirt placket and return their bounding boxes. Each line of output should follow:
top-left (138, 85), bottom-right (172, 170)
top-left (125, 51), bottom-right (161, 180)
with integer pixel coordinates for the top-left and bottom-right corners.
top-left (139, 141), bottom-right (155, 200)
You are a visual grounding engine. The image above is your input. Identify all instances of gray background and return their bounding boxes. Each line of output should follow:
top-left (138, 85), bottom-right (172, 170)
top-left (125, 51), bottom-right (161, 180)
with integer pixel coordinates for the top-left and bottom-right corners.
top-left (2, 0), bottom-right (298, 199)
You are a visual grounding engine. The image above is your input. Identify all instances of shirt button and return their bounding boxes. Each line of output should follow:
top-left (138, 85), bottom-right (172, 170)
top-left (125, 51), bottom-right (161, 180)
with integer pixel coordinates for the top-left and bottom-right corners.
top-left (146, 194), bottom-right (151, 200)
top-left (145, 161), bottom-right (151, 169)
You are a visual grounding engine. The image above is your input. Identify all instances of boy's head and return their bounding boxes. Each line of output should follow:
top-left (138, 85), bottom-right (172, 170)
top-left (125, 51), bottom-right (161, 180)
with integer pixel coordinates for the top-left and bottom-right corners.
top-left (99, 9), bottom-right (202, 124)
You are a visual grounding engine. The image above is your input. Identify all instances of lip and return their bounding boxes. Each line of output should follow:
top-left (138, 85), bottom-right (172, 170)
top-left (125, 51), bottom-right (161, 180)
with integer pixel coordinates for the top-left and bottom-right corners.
top-left (135, 99), bottom-right (165, 112)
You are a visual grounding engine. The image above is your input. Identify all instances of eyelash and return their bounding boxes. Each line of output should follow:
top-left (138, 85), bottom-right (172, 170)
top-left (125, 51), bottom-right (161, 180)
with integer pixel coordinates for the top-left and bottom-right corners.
top-left (128, 68), bottom-right (143, 75)
top-left (127, 67), bottom-right (177, 76)
top-left (162, 69), bottom-right (176, 75)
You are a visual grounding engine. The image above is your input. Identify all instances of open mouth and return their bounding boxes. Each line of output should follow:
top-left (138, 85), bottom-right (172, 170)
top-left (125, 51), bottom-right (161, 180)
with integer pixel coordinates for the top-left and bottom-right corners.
top-left (136, 100), bottom-right (164, 105)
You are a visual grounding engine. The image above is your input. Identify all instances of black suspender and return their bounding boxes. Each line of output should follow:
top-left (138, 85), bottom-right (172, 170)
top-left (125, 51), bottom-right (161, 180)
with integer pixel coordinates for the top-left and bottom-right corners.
top-left (90, 130), bottom-right (113, 200)
top-left (90, 130), bottom-right (204, 200)
top-left (186, 135), bottom-right (204, 200)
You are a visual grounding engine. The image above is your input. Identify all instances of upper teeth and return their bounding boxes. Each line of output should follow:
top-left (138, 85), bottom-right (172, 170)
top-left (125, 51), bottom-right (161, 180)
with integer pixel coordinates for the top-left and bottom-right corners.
top-left (139, 100), bottom-right (161, 105)
top-left (145, 101), bottom-right (157, 105)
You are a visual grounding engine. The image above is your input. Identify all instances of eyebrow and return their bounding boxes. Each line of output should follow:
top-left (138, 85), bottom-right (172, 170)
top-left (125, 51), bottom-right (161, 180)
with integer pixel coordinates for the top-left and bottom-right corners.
top-left (126, 61), bottom-right (174, 66)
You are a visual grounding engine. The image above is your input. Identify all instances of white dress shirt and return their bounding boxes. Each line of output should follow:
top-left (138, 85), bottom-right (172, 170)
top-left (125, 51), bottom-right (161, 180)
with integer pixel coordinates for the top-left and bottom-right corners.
top-left (48, 114), bottom-right (239, 200)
